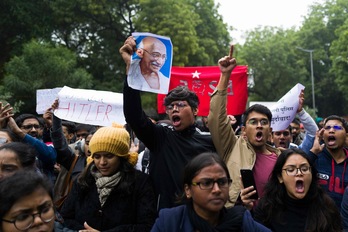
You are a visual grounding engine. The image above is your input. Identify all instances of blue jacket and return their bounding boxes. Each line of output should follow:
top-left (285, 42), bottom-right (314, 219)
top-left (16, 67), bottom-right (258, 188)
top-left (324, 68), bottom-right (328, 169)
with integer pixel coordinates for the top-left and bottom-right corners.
top-left (151, 205), bottom-right (271, 232)
top-left (341, 187), bottom-right (348, 231)
top-left (308, 147), bottom-right (348, 208)
top-left (23, 134), bottom-right (57, 184)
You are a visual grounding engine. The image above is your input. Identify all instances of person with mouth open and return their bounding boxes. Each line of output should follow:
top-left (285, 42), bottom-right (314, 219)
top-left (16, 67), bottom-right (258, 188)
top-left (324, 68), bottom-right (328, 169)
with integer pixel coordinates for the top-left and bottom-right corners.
top-left (120, 37), bottom-right (216, 211)
top-left (251, 148), bottom-right (342, 232)
top-left (308, 115), bottom-right (348, 209)
top-left (208, 45), bottom-right (281, 208)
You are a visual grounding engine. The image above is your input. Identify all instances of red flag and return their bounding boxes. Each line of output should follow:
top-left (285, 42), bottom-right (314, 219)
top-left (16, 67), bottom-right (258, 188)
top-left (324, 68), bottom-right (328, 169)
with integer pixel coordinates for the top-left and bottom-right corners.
top-left (157, 65), bottom-right (248, 116)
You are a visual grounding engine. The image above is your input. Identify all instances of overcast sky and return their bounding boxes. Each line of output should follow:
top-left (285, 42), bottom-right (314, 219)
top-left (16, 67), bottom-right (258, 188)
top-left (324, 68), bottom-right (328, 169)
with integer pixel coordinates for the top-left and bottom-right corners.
top-left (215, 0), bottom-right (323, 44)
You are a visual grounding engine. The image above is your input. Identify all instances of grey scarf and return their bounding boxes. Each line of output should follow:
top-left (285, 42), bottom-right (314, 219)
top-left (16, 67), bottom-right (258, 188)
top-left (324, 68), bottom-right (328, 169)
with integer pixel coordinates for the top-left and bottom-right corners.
top-left (90, 165), bottom-right (122, 206)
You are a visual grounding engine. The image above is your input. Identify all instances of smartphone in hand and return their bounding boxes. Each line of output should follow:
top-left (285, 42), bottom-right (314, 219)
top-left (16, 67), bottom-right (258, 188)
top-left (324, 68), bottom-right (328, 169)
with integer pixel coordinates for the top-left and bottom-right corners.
top-left (240, 169), bottom-right (259, 200)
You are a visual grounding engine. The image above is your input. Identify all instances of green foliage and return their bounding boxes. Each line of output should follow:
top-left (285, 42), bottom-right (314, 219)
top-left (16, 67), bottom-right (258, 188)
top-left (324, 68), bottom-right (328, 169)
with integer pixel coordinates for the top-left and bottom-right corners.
top-left (3, 40), bottom-right (92, 114)
top-left (135, 0), bottom-right (200, 66)
top-left (0, 0), bottom-right (53, 79)
top-left (1, 0), bottom-right (348, 118)
top-left (240, 27), bottom-right (302, 101)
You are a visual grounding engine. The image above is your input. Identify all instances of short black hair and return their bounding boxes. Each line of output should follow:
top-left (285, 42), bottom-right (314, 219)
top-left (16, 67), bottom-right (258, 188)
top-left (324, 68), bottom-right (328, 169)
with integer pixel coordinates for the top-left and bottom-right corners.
top-left (242, 104), bottom-right (272, 126)
top-left (62, 120), bottom-right (76, 134)
top-left (75, 123), bottom-right (96, 133)
top-left (324, 115), bottom-right (348, 132)
top-left (14, 114), bottom-right (40, 127)
top-left (0, 128), bottom-right (17, 142)
top-left (291, 117), bottom-right (301, 126)
top-left (0, 142), bottom-right (36, 169)
top-left (164, 86), bottom-right (199, 109)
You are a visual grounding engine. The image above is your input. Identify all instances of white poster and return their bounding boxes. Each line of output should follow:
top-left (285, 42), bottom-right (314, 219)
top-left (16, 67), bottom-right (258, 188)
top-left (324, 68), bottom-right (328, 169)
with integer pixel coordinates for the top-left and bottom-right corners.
top-left (270, 83), bottom-right (305, 131)
top-left (36, 88), bottom-right (62, 114)
top-left (54, 86), bottom-right (125, 126)
top-left (128, 32), bottom-right (173, 94)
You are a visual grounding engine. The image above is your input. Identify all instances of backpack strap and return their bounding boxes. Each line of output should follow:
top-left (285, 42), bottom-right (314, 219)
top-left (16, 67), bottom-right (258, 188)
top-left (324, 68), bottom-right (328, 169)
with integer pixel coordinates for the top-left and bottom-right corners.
top-left (141, 148), bottom-right (150, 174)
top-left (61, 155), bottom-right (78, 196)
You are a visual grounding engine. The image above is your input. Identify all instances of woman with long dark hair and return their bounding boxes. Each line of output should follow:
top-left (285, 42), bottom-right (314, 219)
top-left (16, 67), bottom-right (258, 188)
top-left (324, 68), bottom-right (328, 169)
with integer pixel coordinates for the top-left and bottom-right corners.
top-left (253, 148), bottom-right (342, 231)
top-left (60, 124), bottom-right (157, 231)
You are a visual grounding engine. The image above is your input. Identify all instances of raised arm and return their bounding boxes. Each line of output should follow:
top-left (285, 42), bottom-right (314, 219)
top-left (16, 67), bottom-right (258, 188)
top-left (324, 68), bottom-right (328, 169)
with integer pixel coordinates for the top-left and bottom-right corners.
top-left (120, 36), bottom-right (157, 151)
top-left (208, 45), bottom-right (238, 161)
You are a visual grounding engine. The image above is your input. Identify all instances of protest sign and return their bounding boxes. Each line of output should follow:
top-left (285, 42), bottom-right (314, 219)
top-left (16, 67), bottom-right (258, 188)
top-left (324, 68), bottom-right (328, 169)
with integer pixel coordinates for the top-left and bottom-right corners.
top-left (54, 86), bottom-right (125, 126)
top-left (270, 83), bottom-right (305, 131)
top-left (36, 88), bottom-right (62, 114)
top-left (128, 32), bottom-right (173, 94)
top-left (157, 65), bottom-right (248, 116)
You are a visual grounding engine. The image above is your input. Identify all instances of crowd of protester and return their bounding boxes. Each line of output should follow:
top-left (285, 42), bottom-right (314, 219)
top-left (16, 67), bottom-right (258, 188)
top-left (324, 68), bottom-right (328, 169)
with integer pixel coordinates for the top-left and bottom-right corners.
top-left (0, 38), bottom-right (348, 232)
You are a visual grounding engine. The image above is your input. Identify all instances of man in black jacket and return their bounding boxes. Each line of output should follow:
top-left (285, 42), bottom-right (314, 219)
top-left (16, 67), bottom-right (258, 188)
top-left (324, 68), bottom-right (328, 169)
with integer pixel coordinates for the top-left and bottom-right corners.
top-left (120, 36), bottom-right (216, 210)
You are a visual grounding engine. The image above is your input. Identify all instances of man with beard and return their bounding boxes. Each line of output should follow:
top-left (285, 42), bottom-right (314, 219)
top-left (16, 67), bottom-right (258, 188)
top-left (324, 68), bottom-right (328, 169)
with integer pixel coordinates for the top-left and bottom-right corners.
top-left (120, 36), bottom-right (216, 210)
top-left (208, 46), bottom-right (281, 207)
top-left (309, 115), bottom-right (348, 209)
top-left (127, 36), bottom-right (169, 94)
top-left (7, 113), bottom-right (57, 184)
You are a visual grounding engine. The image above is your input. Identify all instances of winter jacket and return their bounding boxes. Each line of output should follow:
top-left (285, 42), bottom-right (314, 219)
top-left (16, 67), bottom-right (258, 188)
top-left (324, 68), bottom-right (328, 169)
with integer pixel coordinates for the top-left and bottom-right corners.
top-left (208, 88), bottom-right (281, 207)
top-left (123, 80), bottom-right (216, 210)
top-left (60, 170), bottom-right (157, 231)
top-left (151, 205), bottom-right (271, 232)
top-left (308, 147), bottom-right (348, 208)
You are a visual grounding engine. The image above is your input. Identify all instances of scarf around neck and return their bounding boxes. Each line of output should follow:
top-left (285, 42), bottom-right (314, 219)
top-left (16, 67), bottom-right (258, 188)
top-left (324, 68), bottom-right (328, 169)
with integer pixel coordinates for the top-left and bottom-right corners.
top-left (90, 164), bottom-right (122, 206)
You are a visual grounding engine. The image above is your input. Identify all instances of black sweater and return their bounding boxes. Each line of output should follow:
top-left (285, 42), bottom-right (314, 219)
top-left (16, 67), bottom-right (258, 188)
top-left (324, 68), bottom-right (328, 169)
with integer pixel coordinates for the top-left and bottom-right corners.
top-left (123, 80), bottom-right (216, 210)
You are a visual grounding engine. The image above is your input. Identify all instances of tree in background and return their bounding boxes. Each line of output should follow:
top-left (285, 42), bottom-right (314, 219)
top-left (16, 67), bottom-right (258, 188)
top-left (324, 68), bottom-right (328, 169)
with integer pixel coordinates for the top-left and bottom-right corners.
top-left (0, 0), bottom-right (53, 79)
top-left (239, 0), bottom-right (348, 117)
top-left (1, 0), bottom-right (348, 117)
top-left (3, 40), bottom-right (92, 114)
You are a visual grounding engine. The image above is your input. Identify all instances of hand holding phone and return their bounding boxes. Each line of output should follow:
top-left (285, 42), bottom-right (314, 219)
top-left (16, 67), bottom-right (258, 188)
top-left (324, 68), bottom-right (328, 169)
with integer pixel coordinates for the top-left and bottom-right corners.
top-left (240, 169), bottom-right (259, 200)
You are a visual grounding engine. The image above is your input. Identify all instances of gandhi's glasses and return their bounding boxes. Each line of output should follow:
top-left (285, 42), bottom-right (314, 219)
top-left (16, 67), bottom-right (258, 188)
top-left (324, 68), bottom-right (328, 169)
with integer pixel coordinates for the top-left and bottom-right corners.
top-left (142, 49), bottom-right (167, 60)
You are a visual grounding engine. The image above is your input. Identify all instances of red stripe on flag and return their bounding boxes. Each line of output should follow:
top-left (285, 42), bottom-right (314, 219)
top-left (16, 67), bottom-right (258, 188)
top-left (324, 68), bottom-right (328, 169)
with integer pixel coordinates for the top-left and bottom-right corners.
top-left (157, 65), bottom-right (248, 116)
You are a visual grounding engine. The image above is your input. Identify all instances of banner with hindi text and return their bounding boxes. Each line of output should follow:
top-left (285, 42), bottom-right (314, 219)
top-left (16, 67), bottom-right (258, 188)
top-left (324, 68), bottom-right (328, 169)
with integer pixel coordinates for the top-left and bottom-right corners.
top-left (157, 65), bottom-right (248, 116)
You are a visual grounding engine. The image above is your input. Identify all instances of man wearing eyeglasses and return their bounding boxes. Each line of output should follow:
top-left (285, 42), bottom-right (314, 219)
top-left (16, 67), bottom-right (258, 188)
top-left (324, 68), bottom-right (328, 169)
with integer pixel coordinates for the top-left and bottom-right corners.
top-left (120, 37), bottom-right (216, 210)
top-left (127, 36), bottom-right (169, 94)
top-left (309, 115), bottom-right (348, 209)
top-left (208, 46), bottom-right (282, 208)
top-left (6, 113), bottom-right (57, 185)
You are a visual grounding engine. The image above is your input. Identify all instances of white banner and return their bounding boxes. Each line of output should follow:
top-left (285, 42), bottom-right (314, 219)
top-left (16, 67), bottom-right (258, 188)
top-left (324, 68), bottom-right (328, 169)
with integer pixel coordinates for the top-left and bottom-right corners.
top-left (36, 88), bottom-right (62, 114)
top-left (270, 83), bottom-right (305, 131)
top-left (54, 86), bottom-right (125, 126)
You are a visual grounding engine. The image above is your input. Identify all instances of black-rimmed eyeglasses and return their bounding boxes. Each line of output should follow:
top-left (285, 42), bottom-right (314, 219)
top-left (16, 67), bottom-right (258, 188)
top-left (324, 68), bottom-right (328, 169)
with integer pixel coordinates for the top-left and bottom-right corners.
top-left (165, 101), bottom-right (188, 112)
top-left (282, 165), bottom-right (311, 176)
top-left (192, 177), bottom-right (232, 190)
top-left (1, 205), bottom-right (55, 231)
top-left (20, 124), bottom-right (42, 130)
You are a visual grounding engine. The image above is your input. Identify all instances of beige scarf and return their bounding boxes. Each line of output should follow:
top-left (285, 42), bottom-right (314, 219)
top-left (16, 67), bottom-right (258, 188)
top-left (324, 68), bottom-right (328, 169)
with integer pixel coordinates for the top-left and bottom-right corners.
top-left (90, 165), bottom-right (122, 206)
